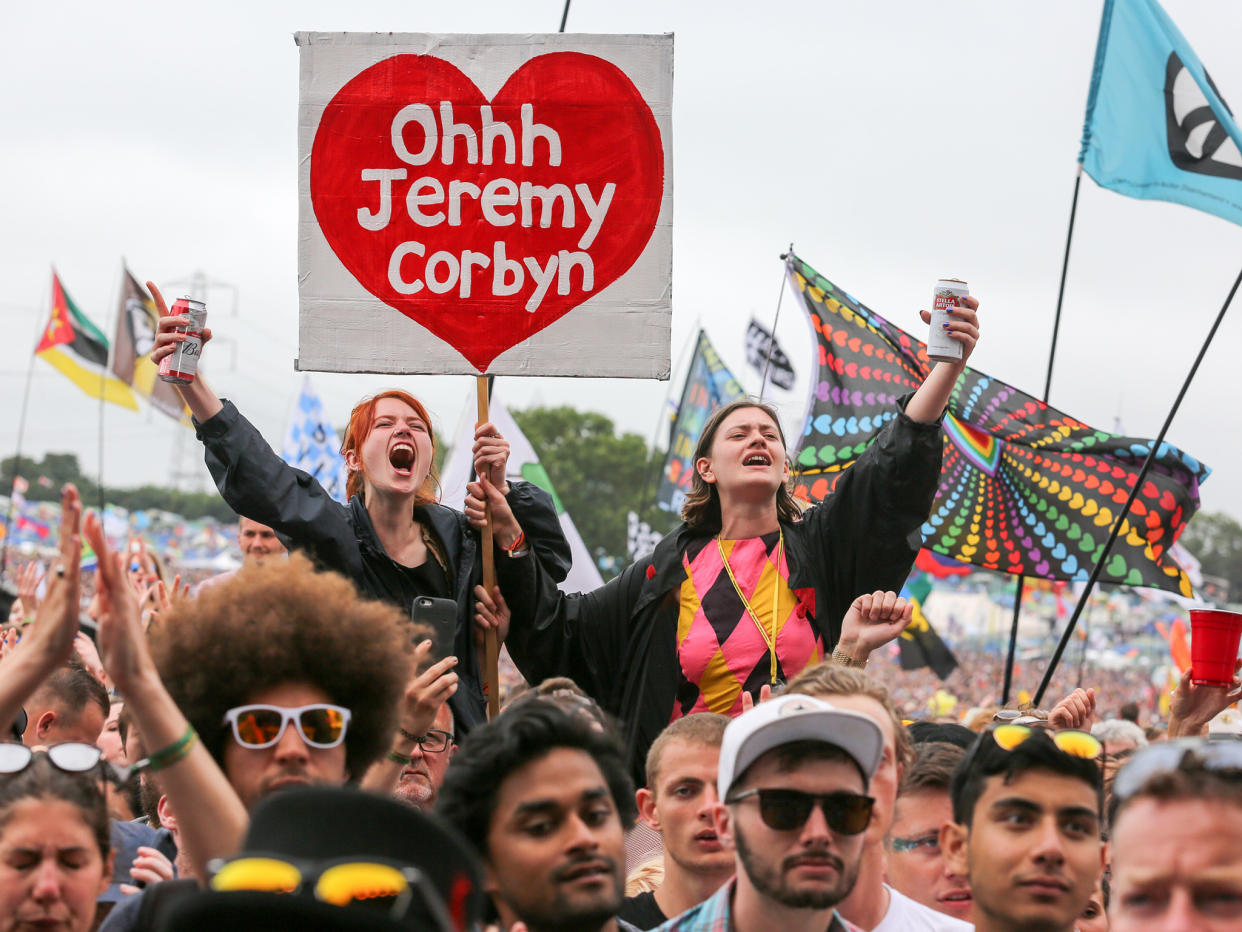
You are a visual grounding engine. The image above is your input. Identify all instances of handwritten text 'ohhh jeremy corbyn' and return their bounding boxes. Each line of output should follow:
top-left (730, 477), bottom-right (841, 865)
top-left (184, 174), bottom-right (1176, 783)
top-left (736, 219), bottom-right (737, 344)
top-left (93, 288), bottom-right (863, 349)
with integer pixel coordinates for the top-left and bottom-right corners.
top-left (354, 103), bottom-right (619, 312)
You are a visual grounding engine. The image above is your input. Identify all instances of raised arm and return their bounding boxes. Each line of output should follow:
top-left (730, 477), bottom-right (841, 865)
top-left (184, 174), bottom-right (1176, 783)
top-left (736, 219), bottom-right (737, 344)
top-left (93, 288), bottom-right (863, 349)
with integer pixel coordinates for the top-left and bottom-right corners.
top-left (147, 281), bottom-right (222, 423)
top-left (0, 486), bottom-right (83, 733)
top-left (904, 295), bottom-right (981, 423)
top-left (83, 512), bottom-right (247, 881)
top-left (147, 282), bottom-right (354, 570)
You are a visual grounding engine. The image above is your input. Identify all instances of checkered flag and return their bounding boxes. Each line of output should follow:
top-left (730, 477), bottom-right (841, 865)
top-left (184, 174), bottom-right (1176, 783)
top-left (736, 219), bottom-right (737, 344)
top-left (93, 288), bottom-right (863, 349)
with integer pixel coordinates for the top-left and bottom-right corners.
top-left (281, 376), bottom-right (349, 503)
top-left (745, 319), bottom-right (795, 390)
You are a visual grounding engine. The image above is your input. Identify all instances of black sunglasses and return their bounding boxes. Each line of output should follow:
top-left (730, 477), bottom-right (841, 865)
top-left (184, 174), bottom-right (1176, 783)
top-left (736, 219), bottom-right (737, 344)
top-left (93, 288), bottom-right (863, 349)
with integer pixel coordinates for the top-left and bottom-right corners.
top-left (727, 788), bottom-right (875, 835)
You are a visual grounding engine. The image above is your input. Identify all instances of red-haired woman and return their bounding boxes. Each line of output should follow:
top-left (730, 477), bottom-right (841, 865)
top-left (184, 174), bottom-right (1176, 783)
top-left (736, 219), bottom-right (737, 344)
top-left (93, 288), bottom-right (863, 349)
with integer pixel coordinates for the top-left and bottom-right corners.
top-left (148, 284), bottom-right (568, 732)
top-left (477, 299), bottom-right (981, 780)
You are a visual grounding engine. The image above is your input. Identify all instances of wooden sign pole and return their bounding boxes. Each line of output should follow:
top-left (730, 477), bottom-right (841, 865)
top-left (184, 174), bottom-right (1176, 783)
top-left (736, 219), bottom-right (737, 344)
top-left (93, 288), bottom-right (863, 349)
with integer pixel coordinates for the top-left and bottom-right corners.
top-left (476, 375), bottom-right (500, 719)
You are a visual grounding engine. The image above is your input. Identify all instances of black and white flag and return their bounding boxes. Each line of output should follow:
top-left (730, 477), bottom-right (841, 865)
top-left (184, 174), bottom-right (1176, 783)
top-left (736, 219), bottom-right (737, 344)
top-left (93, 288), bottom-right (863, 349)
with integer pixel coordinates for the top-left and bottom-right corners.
top-left (745, 319), bottom-right (795, 391)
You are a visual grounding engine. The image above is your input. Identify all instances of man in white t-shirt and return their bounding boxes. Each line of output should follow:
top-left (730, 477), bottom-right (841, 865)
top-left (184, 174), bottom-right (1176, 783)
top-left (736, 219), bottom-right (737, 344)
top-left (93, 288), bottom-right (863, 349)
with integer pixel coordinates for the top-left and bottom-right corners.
top-left (787, 663), bottom-right (973, 932)
top-left (887, 742), bottom-right (974, 924)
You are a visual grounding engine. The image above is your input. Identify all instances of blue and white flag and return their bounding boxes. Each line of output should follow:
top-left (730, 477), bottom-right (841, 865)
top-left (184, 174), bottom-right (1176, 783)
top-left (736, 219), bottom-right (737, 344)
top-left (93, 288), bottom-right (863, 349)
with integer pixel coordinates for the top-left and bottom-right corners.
top-left (1081, 0), bottom-right (1242, 226)
top-left (281, 376), bottom-right (348, 503)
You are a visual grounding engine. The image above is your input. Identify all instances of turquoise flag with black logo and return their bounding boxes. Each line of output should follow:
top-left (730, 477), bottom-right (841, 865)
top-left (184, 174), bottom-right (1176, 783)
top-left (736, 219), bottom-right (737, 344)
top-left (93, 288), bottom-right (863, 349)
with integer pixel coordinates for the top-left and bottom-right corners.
top-left (1080, 0), bottom-right (1242, 226)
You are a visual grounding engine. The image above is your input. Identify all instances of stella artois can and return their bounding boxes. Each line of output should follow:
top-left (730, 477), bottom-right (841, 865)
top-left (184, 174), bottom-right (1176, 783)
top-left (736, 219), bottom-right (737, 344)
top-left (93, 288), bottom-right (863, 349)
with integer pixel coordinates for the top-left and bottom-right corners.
top-left (928, 278), bottom-right (969, 363)
top-left (158, 297), bottom-right (207, 384)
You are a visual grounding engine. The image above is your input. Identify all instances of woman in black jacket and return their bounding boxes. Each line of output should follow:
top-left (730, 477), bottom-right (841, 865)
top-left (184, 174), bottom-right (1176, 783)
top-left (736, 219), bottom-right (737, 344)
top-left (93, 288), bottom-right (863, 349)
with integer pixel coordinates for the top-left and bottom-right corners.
top-left (148, 283), bottom-right (569, 732)
top-left (479, 297), bottom-right (982, 780)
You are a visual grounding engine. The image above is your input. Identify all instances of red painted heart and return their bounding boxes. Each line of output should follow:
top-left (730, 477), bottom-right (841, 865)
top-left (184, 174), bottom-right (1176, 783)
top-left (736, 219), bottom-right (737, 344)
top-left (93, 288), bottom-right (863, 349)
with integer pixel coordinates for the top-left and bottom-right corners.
top-left (311, 52), bottom-right (664, 372)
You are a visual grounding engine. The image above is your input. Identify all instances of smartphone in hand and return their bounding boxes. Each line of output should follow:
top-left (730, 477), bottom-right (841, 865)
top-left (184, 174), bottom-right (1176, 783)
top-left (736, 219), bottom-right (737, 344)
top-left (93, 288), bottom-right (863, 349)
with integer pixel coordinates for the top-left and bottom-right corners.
top-left (411, 596), bottom-right (457, 662)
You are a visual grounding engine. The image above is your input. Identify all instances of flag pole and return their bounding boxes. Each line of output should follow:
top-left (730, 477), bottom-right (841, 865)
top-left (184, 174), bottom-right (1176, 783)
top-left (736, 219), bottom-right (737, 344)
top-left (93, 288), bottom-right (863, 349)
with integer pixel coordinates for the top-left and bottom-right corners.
top-left (1044, 165), bottom-right (1084, 406)
top-left (1003, 163), bottom-right (1086, 704)
top-left (1034, 259), bottom-right (1242, 706)
top-left (1001, 585), bottom-right (1022, 705)
top-left (1, 301), bottom-right (48, 574)
top-left (638, 323), bottom-right (699, 516)
top-left (758, 247), bottom-right (792, 403)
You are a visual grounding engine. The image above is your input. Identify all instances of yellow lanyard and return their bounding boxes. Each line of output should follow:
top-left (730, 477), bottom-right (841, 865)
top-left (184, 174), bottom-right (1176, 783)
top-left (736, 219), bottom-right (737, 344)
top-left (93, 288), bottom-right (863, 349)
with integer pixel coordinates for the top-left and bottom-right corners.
top-left (716, 531), bottom-right (785, 685)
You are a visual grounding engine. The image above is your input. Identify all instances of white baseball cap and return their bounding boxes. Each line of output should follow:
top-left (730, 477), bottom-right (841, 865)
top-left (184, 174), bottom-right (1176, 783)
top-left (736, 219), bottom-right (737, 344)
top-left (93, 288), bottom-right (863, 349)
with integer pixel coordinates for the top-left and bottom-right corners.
top-left (717, 694), bottom-right (884, 801)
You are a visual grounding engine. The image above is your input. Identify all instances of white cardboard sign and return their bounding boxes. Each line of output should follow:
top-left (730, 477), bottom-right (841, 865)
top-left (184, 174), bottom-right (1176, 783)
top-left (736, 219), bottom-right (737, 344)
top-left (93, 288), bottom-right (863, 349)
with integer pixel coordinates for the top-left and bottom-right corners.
top-left (296, 32), bottom-right (673, 377)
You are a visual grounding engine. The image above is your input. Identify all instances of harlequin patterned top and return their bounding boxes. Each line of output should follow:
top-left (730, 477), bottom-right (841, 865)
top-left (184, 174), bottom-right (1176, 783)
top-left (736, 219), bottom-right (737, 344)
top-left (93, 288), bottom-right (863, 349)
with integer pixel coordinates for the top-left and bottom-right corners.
top-left (673, 530), bottom-right (823, 719)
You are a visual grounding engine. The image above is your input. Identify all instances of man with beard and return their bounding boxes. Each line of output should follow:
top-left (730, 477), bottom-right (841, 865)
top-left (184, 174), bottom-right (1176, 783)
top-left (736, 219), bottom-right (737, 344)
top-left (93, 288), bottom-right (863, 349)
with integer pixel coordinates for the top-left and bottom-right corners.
top-left (621, 713), bottom-right (733, 929)
top-left (654, 694), bottom-right (881, 932)
top-left (785, 661), bottom-right (971, 932)
top-left (99, 553), bottom-right (410, 931)
top-left (390, 701), bottom-right (455, 811)
top-left (437, 700), bottom-right (640, 932)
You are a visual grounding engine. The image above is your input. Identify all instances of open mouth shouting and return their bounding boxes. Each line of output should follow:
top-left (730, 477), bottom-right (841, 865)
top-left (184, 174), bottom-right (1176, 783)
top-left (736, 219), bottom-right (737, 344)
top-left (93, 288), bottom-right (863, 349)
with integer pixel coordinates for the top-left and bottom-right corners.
top-left (389, 442), bottom-right (416, 475)
top-left (743, 451), bottom-right (772, 467)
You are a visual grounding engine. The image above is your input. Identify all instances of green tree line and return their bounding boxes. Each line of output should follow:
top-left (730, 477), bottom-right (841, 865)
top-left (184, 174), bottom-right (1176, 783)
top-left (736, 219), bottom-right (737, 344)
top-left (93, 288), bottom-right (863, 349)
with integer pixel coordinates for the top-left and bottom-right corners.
top-left (1179, 510), bottom-right (1242, 593)
top-left (1, 406), bottom-right (679, 575)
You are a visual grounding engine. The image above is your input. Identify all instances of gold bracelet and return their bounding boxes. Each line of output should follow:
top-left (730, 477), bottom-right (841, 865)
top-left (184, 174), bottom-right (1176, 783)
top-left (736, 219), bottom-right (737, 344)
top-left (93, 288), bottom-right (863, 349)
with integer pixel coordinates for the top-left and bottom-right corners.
top-left (831, 647), bottom-right (867, 669)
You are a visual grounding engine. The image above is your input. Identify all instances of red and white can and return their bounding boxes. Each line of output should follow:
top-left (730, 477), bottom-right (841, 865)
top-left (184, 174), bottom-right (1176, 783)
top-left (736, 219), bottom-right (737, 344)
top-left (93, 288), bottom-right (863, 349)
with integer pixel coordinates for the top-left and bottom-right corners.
top-left (927, 278), bottom-right (969, 363)
top-left (158, 297), bottom-right (207, 384)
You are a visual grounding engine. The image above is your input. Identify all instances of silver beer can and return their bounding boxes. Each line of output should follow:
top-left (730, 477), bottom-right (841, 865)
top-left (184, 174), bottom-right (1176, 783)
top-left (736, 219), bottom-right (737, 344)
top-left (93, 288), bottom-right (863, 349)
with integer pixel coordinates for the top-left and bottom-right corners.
top-left (927, 278), bottom-right (969, 363)
top-left (158, 297), bottom-right (207, 384)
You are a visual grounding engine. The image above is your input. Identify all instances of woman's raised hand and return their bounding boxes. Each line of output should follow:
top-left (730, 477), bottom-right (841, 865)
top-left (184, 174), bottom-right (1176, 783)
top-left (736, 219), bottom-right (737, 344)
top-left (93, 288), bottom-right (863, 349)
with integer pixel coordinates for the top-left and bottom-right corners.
top-left (835, 590), bottom-right (913, 664)
top-left (472, 421), bottom-right (511, 494)
top-left (147, 281), bottom-right (213, 366)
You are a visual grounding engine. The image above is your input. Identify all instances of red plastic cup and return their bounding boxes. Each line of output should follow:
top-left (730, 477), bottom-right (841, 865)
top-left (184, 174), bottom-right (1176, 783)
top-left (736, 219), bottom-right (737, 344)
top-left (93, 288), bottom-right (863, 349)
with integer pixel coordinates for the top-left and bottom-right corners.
top-left (1189, 609), bottom-right (1242, 688)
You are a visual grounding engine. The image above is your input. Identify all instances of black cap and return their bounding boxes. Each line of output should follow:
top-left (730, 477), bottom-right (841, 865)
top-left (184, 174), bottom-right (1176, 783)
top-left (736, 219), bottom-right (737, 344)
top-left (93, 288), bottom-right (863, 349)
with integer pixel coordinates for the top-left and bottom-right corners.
top-left (159, 786), bottom-right (485, 932)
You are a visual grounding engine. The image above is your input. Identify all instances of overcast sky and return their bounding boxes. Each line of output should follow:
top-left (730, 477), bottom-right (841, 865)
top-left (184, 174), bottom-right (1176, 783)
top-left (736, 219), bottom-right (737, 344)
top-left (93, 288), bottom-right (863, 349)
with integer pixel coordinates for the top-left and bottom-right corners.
top-left (3, 0), bottom-right (1242, 523)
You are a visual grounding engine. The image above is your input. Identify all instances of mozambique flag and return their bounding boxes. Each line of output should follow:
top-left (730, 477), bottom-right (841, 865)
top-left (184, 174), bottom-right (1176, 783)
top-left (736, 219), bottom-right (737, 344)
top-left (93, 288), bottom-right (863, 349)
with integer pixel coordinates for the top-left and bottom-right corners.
top-left (37, 273), bottom-right (137, 410)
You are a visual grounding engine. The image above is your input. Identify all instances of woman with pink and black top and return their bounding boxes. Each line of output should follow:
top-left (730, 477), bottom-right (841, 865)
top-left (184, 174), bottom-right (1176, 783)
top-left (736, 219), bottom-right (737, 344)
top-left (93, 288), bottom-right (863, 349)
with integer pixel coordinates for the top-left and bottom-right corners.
top-left (478, 298), bottom-right (981, 782)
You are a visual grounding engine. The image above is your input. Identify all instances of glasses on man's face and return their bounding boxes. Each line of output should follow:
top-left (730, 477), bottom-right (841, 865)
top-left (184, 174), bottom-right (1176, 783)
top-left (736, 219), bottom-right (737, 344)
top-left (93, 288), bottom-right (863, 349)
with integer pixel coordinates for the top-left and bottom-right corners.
top-left (223, 704), bottom-right (351, 750)
top-left (726, 788), bottom-right (875, 835)
top-left (209, 854), bottom-right (455, 931)
top-left (409, 729), bottom-right (452, 754)
top-left (1112, 737), bottom-right (1242, 802)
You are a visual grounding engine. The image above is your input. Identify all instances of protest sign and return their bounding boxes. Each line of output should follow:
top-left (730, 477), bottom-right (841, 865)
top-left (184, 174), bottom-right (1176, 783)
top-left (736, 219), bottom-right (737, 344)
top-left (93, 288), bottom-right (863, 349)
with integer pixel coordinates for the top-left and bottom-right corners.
top-left (296, 32), bottom-right (673, 377)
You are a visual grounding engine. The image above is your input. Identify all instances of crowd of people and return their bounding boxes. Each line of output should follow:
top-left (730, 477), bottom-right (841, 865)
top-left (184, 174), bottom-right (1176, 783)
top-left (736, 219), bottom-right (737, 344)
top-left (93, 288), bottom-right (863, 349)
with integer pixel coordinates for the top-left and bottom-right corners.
top-left (0, 283), bottom-right (1239, 932)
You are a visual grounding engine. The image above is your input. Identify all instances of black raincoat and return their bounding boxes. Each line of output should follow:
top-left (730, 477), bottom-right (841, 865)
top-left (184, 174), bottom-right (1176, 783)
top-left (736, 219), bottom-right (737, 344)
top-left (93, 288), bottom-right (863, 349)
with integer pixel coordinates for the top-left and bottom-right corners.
top-left (195, 400), bottom-right (570, 733)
